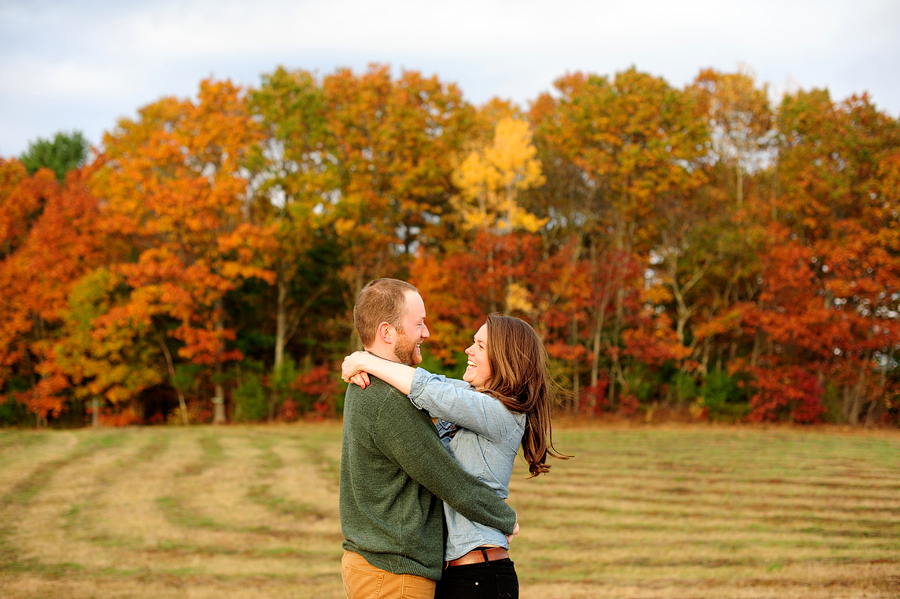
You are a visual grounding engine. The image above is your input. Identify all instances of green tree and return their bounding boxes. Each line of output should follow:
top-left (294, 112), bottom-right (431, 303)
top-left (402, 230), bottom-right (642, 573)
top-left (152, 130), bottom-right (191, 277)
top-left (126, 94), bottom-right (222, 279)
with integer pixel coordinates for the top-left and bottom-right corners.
top-left (20, 131), bottom-right (90, 182)
top-left (248, 67), bottom-right (337, 378)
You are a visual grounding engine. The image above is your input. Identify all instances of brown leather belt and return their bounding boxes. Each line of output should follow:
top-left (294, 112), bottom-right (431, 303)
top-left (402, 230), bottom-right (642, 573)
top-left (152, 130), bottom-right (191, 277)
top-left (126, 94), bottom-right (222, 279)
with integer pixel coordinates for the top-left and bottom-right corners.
top-left (445, 546), bottom-right (509, 569)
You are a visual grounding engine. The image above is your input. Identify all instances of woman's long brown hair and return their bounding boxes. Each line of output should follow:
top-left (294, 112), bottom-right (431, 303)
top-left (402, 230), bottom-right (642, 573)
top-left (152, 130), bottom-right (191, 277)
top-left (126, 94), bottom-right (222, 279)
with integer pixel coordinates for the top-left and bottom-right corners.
top-left (481, 314), bottom-right (569, 477)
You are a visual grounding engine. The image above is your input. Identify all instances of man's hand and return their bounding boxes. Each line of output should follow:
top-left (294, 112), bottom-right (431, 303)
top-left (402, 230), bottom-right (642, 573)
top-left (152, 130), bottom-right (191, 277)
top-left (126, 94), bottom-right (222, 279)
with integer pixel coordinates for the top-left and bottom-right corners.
top-left (506, 513), bottom-right (519, 545)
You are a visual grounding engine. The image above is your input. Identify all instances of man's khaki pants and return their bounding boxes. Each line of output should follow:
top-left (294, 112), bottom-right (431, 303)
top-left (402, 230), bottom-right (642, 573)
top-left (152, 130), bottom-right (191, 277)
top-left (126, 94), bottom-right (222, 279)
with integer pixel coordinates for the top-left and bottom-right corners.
top-left (342, 551), bottom-right (436, 599)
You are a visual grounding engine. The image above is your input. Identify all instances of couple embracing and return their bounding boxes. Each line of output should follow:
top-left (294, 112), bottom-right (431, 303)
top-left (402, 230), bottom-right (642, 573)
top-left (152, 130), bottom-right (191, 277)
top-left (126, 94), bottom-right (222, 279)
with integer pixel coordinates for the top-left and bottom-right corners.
top-left (339, 278), bottom-right (567, 599)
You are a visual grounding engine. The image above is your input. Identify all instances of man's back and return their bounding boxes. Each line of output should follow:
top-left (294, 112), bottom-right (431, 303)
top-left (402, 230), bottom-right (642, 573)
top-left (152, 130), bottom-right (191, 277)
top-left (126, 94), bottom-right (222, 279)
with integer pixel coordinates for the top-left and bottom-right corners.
top-left (340, 376), bottom-right (446, 579)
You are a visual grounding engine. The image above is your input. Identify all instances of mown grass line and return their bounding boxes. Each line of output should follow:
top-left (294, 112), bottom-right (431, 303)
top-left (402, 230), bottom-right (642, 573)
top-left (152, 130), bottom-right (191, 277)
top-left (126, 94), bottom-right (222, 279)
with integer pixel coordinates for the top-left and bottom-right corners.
top-left (61, 432), bottom-right (170, 536)
top-left (0, 433), bottom-right (126, 571)
top-left (514, 502), bottom-right (900, 535)
top-left (143, 538), bottom-right (340, 560)
top-left (245, 484), bottom-right (331, 520)
top-left (545, 468), bottom-right (900, 490)
top-left (154, 494), bottom-right (342, 543)
top-left (0, 431), bottom-right (50, 457)
top-left (3, 430), bottom-right (170, 581)
top-left (0, 433), bottom-right (123, 508)
top-left (517, 486), bottom-right (900, 510)
top-left (292, 433), bottom-right (342, 490)
top-left (508, 426), bottom-right (900, 593)
top-left (175, 432), bottom-right (225, 477)
top-left (242, 432), bottom-right (331, 520)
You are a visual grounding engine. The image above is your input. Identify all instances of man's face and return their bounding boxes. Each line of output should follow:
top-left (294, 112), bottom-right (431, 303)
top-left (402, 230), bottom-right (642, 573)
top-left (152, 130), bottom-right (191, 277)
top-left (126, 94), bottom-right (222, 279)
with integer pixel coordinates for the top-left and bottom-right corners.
top-left (393, 291), bottom-right (429, 366)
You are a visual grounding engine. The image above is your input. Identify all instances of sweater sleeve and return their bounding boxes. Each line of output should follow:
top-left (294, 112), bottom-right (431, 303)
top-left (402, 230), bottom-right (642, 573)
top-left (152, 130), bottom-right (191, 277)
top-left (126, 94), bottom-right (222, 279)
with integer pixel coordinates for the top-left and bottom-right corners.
top-left (375, 391), bottom-right (517, 535)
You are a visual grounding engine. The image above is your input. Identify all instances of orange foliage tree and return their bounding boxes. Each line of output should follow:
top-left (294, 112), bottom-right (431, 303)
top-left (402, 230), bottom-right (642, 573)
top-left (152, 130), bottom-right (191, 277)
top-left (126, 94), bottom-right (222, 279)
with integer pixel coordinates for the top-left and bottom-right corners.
top-left (91, 79), bottom-right (274, 424)
top-left (323, 65), bottom-right (477, 312)
top-left (0, 161), bottom-right (116, 423)
top-left (749, 90), bottom-right (900, 423)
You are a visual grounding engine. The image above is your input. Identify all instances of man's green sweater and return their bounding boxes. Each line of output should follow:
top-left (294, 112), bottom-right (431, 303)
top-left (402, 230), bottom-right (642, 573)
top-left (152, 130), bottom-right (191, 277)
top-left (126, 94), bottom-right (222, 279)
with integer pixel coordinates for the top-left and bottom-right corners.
top-left (340, 375), bottom-right (517, 581)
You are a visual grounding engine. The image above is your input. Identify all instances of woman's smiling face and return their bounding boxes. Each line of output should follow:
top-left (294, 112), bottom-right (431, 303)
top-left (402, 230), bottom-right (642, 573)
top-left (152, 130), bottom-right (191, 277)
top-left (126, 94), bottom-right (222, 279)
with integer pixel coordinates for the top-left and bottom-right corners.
top-left (463, 324), bottom-right (491, 390)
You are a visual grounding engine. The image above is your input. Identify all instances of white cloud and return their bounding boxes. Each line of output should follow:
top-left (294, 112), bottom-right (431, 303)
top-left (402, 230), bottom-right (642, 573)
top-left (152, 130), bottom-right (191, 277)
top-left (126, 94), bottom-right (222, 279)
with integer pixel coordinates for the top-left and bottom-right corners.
top-left (0, 57), bottom-right (136, 100)
top-left (1, 0), bottom-right (898, 156)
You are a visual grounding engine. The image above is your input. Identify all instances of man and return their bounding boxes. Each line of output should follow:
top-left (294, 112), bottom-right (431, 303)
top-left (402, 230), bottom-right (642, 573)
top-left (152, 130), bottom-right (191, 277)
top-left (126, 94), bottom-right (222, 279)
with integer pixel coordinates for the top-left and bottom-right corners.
top-left (340, 278), bottom-right (517, 599)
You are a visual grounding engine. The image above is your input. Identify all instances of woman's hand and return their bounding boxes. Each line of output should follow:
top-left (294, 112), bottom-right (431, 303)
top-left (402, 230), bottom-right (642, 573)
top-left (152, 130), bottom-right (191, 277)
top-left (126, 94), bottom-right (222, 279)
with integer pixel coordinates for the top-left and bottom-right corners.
top-left (342, 351), bottom-right (371, 389)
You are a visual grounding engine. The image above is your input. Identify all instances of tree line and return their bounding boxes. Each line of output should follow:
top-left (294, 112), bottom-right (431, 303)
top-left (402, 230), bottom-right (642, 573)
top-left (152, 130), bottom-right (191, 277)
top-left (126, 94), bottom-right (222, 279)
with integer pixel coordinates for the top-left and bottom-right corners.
top-left (1, 63), bottom-right (898, 427)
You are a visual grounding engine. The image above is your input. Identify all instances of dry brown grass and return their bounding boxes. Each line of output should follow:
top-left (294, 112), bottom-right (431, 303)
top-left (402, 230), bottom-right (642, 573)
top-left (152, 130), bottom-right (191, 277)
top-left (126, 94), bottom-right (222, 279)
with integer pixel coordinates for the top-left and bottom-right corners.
top-left (0, 423), bottom-right (898, 598)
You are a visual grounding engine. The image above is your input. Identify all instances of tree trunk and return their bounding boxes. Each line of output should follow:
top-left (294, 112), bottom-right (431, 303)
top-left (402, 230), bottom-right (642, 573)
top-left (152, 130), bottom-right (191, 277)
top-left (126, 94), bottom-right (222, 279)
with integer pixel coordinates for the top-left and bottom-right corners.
top-left (157, 335), bottom-right (189, 425)
top-left (275, 267), bottom-right (288, 372)
top-left (699, 340), bottom-right (711, 376)
top-left (840, 382), bottom-right (852, 424)
top-left (213, 380), bottom-right (226, 424)
top-left (750, 327), bottom-right (762, 369)
top-left (92, 397), bottom-right (100, 428)
top-left (591, 313), bottom-right (605, 389)
top-left (848, 354), bottom-right (870, 426)
top-left (213, 299), bottom-right (227, 425)
top-left (271, 268), bottom-right (289, 423)
top-left (570, 309), bottom-right (579, 413)
top-left (590, 242), bottom-right (610, 390)
top-left (608, 286), bottom-right (625, 408)
top-left (866, 346), bottom-right (895, 427)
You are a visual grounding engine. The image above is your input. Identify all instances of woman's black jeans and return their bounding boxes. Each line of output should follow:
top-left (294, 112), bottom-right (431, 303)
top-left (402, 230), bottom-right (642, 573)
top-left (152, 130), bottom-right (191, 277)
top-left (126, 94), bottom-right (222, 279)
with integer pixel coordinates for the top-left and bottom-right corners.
top-left (436, 558), bottom-right (518, 599)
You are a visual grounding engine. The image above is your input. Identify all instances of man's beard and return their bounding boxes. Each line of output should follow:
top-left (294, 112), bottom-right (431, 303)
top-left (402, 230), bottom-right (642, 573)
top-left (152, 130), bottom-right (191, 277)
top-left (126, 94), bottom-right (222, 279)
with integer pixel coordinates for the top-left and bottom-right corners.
top-left (394, 330), bottom-right (421, 366)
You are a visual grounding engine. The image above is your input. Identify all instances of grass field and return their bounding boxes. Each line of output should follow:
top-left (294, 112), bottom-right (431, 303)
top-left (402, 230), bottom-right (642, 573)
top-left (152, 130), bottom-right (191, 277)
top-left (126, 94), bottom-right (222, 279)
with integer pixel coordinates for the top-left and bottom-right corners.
top-left (0, 421), bottom-right (898, 598)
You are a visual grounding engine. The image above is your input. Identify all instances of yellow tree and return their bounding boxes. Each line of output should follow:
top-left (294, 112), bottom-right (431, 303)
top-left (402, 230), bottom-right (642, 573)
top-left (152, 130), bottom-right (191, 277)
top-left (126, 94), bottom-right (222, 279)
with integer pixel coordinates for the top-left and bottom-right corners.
top-left (451, 117), bottom-right (546, 313)
top-left (453, 117), bottom-right (546, 233)
top-left (50, 267), bottom-right (163, 426)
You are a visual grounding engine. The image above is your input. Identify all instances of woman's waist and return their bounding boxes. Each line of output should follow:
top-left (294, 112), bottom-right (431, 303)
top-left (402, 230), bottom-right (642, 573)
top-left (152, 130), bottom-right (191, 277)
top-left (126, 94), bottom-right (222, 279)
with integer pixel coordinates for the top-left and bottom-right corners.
top-left (442, 517), bottom-right (508, 561)
top-left (445, 546), bottom-right (509, 569)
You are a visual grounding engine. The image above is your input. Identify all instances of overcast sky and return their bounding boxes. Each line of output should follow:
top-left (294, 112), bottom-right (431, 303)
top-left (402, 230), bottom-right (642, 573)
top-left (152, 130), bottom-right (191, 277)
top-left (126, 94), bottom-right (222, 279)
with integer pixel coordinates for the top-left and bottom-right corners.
top-left (2, 0), bottom-right (899, 158)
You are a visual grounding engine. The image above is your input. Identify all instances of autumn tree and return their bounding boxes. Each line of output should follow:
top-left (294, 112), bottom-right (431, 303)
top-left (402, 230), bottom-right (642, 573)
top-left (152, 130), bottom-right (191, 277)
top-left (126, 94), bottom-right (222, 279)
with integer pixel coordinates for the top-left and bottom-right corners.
top-left (450, 116), bottom-right (546, 313)
top-left (693, 66), bottom-right (775, 206)
top-left (323, 65), bottom-right (477, 315)
top-left (92, 79), bottom-right (273, 424)
top-left (50, 267), bottom-right (163, 426)
top-left (532, 68), bottom-right (709, 406)
top-left (751, 90), bottom-right (900, 423)
top-left (0, 162), bottom-right (115, 424)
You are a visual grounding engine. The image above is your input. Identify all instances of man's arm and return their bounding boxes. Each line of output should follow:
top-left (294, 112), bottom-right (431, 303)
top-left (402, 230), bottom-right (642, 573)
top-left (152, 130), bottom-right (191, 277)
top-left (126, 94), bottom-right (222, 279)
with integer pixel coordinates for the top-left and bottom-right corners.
top-left (375, 388), bottom-right (516, 535)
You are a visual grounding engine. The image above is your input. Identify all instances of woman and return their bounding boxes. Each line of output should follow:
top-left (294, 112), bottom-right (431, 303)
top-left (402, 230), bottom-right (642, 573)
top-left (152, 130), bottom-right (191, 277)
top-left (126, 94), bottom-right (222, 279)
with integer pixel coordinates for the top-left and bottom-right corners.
top-left (341, 313), bottom-right (567, 599)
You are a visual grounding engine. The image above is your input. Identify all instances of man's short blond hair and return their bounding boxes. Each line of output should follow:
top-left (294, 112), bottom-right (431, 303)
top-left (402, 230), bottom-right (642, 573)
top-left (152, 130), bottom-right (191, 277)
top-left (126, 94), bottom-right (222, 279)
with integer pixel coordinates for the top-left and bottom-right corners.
top-left (353, 279), bottom-right (418, 347)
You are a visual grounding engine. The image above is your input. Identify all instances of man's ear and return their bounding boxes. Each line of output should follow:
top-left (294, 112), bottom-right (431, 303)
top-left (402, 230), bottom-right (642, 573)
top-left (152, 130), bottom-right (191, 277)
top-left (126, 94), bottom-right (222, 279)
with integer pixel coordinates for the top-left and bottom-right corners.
top-left (377, 322), bottom-right (394, 345)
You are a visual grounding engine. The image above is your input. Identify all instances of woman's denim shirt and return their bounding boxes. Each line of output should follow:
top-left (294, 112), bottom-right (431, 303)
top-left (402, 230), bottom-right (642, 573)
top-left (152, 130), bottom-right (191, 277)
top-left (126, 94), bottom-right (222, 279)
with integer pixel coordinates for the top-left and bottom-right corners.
top-left (409, 368), bottom-right (526, 561)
